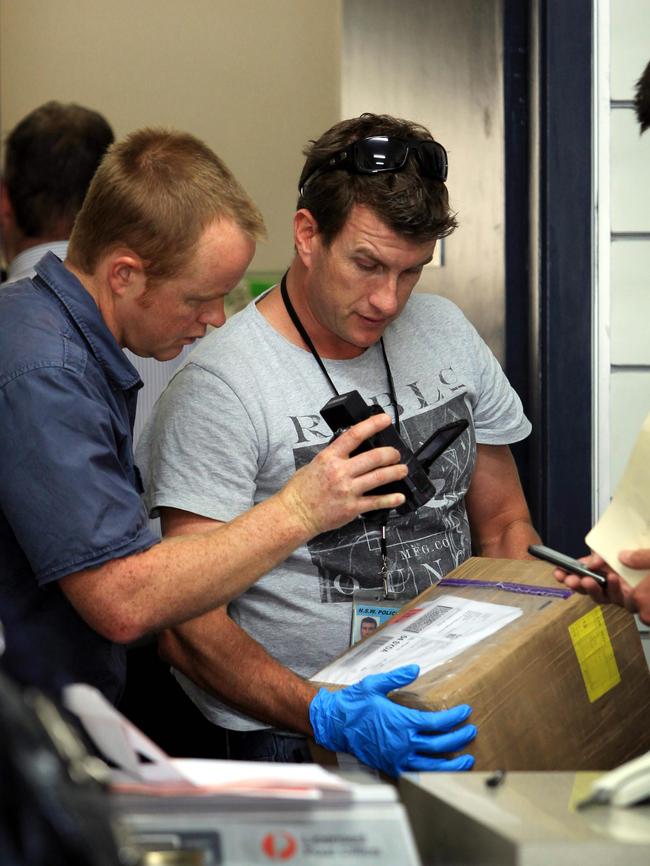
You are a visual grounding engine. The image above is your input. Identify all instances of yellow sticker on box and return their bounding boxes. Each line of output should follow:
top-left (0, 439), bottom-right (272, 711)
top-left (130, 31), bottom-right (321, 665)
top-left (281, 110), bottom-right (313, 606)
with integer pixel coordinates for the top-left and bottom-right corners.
top-left (569, 607), bottom-right (621, 702)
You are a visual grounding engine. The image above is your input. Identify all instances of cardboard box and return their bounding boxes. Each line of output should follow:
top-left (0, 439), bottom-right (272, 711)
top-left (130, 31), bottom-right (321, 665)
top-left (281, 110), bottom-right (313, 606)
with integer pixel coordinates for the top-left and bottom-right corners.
top-left (313, 557), bottom-right (650, 771)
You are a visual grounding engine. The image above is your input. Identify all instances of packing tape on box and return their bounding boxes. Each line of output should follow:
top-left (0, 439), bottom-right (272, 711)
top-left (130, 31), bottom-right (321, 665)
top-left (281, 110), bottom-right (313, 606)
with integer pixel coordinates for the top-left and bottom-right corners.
top-left (439, 577), bottom-right (572, 599)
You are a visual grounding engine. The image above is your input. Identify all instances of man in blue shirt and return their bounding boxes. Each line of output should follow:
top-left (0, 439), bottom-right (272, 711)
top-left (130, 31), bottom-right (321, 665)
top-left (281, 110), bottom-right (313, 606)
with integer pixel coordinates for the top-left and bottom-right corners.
top-left (0, 102), bottom-right (193, 450)
top-left (0, 127), bottom-right (409, 703)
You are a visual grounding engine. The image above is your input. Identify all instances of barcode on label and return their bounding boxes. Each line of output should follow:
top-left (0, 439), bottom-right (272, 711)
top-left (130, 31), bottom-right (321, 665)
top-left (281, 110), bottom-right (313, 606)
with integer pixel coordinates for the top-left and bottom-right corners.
top-left (404, 605), bottom-right (453, 634)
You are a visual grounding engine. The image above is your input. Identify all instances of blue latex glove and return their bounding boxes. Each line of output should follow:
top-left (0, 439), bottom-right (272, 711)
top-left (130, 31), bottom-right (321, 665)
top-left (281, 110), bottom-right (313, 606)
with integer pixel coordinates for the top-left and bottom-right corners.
top-left (310, 664), bottom-right (476, 777)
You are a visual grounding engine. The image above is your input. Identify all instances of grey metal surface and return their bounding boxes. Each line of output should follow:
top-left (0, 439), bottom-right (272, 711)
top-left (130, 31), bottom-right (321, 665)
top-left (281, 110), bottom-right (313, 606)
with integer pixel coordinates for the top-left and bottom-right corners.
top-left (400, 771), bottom-right (650, 866)
top-left (342, 0), bottom-right (505, 361)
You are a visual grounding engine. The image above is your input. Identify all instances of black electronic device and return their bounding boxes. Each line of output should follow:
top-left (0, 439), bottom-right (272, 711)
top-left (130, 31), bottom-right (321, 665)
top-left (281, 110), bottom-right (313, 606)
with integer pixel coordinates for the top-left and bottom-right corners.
top-left (320, 389), bottom-right (468, 516)
top-left (528, 544), bottom-right (608, 589)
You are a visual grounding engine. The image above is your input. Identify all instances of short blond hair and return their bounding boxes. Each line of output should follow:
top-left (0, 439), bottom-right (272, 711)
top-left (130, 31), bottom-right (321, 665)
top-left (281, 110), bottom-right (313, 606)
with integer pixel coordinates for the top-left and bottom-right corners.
top-left (68, 128), bottom-right (265, 281)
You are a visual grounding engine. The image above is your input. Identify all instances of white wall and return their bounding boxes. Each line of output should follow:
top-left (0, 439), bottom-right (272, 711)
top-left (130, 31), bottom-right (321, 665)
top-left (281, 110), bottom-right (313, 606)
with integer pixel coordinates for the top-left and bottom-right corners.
top-left (595, 0), bottom-right (650, 511)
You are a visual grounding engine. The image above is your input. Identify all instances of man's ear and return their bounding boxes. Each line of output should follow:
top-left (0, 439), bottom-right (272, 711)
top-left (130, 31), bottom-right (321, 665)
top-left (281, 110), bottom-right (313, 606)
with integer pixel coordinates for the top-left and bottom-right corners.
top-left (294, 208), bottom-right (320, 266)
top-left (106, 251), bottom-right (146, 298)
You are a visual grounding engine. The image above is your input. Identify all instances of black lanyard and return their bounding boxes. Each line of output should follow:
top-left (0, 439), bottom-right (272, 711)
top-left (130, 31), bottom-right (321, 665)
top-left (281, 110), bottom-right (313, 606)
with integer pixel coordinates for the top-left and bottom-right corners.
top-left (280, 273), bottom-right (400, 431)
top-left (280, 272), bottom-right (398, 596)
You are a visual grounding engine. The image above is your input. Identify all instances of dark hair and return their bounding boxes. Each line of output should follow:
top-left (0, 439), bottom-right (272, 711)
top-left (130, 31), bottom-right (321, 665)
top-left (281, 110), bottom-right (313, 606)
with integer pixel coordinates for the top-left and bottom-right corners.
top-left (635, 61), bottom-right (650, 134)
top-left (297, 113), bottom-right (457, 245)
top-left (68, 128), bottom-right (265, 283)
top-left (3, 101), bottom-right (114, 238)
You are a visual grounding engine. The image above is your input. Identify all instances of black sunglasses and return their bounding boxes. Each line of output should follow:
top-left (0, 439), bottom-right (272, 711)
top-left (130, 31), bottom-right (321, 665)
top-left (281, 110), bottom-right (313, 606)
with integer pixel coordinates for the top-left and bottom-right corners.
top-left (299, 136), bottom-right (448, 195)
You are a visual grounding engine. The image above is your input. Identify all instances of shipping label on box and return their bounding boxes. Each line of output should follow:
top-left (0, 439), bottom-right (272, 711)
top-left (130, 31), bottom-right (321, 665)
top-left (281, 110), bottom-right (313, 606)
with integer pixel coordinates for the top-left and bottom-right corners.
top-left (322, 595), bottom-right (522, 684)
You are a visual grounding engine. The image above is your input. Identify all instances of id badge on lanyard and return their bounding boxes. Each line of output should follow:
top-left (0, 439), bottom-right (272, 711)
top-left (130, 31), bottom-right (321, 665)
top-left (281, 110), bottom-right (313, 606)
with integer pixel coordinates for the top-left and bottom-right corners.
top-left (350, 590), bottom-right (405, 646)
top-left (348, 520), bottom-right (413, 645)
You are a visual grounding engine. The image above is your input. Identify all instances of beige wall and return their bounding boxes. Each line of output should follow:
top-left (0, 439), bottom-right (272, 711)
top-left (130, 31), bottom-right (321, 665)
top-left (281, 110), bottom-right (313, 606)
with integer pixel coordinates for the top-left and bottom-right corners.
top-left (0, 0), bottom-right (342, 271)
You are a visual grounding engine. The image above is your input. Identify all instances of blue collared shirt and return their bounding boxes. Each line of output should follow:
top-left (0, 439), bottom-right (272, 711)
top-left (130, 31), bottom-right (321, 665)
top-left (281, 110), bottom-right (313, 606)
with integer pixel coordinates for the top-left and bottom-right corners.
top-left (0, 252), bottom-right (159, 701)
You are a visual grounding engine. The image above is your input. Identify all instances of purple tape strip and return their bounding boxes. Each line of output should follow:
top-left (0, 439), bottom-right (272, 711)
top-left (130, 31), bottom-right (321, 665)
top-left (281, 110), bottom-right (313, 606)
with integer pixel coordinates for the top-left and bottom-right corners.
top-left (438, 577), bottom-right (572, 599)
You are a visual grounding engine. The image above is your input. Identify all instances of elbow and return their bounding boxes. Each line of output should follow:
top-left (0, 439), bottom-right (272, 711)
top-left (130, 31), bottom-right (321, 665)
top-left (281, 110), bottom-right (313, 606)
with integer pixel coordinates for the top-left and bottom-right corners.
top-left (60, 560), bottom-right (158, 644)
top-left (87, 601), bottom-right (152, 645)
top-left (105, 619), bottom-right (149, 646)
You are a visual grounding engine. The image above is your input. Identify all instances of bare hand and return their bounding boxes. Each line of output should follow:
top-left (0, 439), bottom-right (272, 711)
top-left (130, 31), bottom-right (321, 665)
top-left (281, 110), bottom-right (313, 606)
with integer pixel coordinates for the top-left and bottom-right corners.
top-left (278, 413), bottom-right (408, 537)
top-left (552, 552), bottom-right (636, 612)
top-left (620, 550), bottom-right (650, 625)
top-left (619, 548), bottom-right (650, 571)
top-left (632, 576), bottom-right (650, 625)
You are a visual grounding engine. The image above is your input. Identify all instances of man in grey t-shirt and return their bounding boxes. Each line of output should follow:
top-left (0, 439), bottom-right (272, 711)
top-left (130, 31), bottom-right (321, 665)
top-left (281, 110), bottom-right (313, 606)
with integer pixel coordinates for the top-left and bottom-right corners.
top-left (138, 113), bottom-right (540, 773)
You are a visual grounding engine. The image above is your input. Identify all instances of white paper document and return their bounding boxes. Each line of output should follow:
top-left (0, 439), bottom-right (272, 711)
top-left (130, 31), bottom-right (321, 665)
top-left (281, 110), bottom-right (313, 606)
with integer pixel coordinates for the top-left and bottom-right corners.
top-left (586, 411), bottom-right (650, 586)
top-left (313, 595), bottom-right (522, 686)
top-left (63, 682), bottom-right (181, 780)
top-left (110, 758), bottom-right (352, 799)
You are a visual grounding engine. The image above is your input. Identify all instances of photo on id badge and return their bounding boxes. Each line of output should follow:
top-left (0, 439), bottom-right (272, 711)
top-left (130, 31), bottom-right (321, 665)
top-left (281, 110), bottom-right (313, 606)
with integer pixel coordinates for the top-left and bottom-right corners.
top-left (350, 599), bottom-right (403, 645)
top-left (293, 395), bottom-right (475, 604)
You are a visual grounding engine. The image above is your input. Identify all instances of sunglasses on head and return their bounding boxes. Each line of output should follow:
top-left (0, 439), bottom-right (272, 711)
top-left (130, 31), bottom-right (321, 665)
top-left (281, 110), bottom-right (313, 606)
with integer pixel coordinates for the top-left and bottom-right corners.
top-left (299, 135), bottom-right (448, 195)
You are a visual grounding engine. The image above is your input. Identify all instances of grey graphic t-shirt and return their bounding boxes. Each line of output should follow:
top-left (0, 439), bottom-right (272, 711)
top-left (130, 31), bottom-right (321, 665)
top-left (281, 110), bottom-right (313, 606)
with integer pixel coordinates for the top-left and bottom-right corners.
top-left (137, 292), bottom-right (531, 730)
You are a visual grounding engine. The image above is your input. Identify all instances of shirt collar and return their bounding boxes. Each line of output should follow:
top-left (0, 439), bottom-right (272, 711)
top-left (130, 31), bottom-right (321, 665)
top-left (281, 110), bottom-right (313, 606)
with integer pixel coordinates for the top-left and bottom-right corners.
top-left (34, 252), bottom-right (142, 392)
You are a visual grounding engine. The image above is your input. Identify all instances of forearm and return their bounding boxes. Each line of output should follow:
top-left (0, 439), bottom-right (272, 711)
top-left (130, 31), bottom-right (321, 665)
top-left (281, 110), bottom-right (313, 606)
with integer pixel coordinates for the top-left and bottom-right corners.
top-left (62, 491), bottom-right (314, 643)
top-left (466, 444), bottom-right (540, 560)
top-left (61, 413), bottom-right (408, 643)
top-left (159, 613), bottom-right (316, 734)
top-left (474, 516), bottom-right (540, 559)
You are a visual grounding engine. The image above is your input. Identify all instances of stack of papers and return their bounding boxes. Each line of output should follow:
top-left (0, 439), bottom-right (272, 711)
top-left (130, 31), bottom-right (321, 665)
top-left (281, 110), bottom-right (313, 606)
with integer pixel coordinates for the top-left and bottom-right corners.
top-left (110, 759), bottom-right (354, 800)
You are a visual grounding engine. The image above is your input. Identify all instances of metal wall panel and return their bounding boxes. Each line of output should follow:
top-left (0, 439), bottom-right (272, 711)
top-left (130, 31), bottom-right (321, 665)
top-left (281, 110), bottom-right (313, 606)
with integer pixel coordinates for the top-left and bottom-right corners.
top-left (611, 108), bottom-right (650, 233)
top-left (611, 240), bottom-right (650, 366)
top-left (610, 370), bottom-right (650, 491)
top-left (342, 0), bottom-right (505, 361)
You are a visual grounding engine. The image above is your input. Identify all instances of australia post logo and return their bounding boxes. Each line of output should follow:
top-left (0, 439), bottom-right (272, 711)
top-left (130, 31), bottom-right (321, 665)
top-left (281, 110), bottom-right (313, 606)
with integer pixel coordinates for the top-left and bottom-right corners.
top-left (261, 831), bottom-right (298, 860)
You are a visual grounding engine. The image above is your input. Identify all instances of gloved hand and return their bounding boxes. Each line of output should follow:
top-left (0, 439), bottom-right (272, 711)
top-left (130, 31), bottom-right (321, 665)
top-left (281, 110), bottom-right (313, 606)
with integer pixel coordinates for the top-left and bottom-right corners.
top-left (310, 664), bottom-right (476, 777)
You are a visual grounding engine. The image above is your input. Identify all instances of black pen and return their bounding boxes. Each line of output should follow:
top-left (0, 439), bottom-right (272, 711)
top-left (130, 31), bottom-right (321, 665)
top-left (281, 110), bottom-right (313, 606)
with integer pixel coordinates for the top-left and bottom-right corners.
top-left (485, 769), bottom-right (506, 788)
